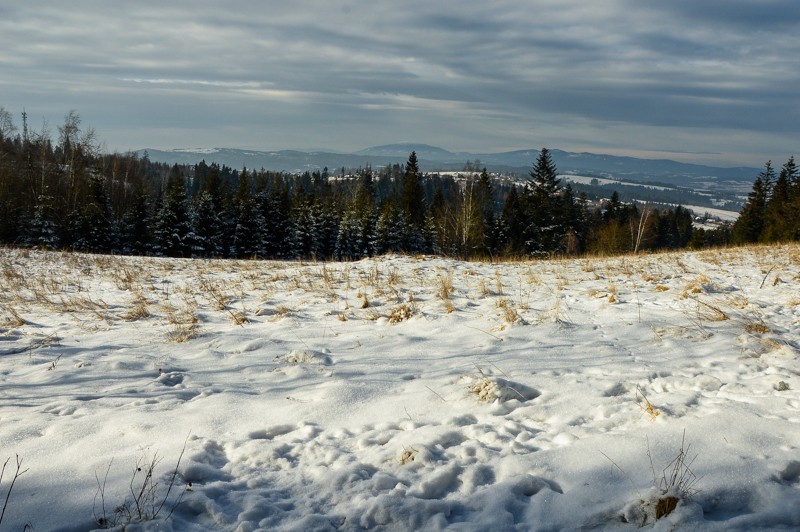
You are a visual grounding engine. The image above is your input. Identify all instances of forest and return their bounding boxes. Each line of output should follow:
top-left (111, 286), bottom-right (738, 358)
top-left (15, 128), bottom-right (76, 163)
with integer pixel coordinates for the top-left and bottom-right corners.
top-left (0, 108), bottom-right (787, 260)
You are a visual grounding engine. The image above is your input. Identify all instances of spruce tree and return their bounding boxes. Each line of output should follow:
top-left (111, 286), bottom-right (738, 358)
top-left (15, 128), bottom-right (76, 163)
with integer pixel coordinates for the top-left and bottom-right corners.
top-left (24, 196), bottom-right (60, 249)
top-left (310, 201), bottom-right (339, 259)
top-left (558, 184), bottom-right (586, 254)
top-left (772, 156), bottom-right (800, 241)
top-left (120, 193), bottom-right (153, 255)
top-left (335, 208), bottom-right (362, 260)
top-left (231, 168), bottom-right (264, 257)
top-left (530, 148), bottom-right (560, 198)
top-left (500, 185), bottom-right (526, 255)
top-left (154, 165), bottom-right (192, 257)
top-left (192, 191), bottom-right (224, 256)
top-left (528, 148), bottom-right (564, 253)
top-left (401, 151), bottom-right (426, 231)
top-left (732, 161), bottom-right (773, 244)
top-left (355, 166), bottom-right (375, 212)
top-left (475, 169), bottom-right (495, 255)
top-left (73, 174), bottom-right (114, 252)
top-left (290, 200), bottom-right (313, 259)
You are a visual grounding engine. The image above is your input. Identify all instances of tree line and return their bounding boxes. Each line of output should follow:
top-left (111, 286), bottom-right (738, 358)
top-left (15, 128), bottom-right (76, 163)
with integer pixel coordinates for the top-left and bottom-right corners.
top-left (730, 157), bottom-right (799, 245)
top-left (0, 108), bottom-right (724, 260)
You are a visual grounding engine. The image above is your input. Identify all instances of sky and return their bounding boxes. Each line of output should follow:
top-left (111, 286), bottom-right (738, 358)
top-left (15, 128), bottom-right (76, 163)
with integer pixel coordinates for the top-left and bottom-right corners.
top-left (1, 1), bottom-right (799, 167)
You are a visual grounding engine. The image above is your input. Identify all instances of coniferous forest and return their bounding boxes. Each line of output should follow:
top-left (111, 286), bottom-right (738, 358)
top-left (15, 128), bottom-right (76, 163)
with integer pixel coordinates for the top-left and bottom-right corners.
top-left (0, 108), bottom-right (791, 260)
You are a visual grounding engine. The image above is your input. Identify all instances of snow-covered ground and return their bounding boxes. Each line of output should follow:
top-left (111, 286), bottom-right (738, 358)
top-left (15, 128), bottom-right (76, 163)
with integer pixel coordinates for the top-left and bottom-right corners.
top-left (561, 174), bottom-right (675, 192)
top-left (1, 246), bottom-right (799, 531)
top-left (682, 205), bottom-right (740, 223)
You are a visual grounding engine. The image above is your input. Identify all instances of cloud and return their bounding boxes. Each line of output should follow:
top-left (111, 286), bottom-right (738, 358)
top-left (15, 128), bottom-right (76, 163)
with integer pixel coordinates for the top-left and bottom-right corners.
top-left (0, 0), bottom-right (798, 165)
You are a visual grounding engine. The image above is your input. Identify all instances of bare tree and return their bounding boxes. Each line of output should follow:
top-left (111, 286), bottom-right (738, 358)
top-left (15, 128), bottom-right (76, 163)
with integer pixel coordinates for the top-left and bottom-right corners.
top-left (0, 107), bottom-right (16, 141)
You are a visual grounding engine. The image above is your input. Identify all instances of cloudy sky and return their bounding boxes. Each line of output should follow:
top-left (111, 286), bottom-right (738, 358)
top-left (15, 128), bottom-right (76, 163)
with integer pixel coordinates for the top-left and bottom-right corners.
top-left (2, 1), bottom-right (799, 166)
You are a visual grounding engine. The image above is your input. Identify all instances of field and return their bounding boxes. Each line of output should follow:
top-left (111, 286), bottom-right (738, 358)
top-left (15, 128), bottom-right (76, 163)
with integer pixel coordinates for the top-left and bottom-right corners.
top-left (1, 246), bottom-right (799, 530)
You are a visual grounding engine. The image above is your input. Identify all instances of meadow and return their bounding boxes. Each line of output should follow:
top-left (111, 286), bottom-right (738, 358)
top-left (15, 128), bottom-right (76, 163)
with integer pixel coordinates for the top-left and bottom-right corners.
top-left (1, 245), bottom-right (799, 530)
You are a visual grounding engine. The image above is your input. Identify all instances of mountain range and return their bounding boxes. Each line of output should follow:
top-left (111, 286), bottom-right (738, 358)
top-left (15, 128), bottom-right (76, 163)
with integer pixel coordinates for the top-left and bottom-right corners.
top-left (140, 144), bottom-right (759, 192)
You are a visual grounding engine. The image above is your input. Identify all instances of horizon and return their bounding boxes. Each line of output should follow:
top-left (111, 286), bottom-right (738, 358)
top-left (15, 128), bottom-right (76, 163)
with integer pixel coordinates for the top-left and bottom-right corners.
top-left (140, 144), bottom-right (764, 171)
top-left (3, 2), bottom-right (799, 168)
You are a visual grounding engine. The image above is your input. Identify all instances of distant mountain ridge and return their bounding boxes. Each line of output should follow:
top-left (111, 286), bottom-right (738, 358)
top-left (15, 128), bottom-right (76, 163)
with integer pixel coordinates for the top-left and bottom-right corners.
top-left (139, 144), bottom-right (760, 190)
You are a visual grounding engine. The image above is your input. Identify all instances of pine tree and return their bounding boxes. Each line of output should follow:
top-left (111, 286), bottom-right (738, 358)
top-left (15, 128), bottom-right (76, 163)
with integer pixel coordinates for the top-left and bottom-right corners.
top-left (530, 148), bottom-right (560, 198)
top-left (558, 184), bottom-right (586, 254)
top-left (390, 209), bottom-right (413, 252)
top-left (475, 168), bottom-right (495, 255)
top-left (372, 202), bottom-right (406, 255)
top-left (231, 168), bottom-right (263, 257)
top-left (762, 156), bottom-right (799, 242)
top-left (269, 183), bottom-right (294, 258)
top-left (500, 185), bottom-right (526, 255)
top-left (335, 208), bottom-right (362, 260)
top-left (422, 212), bottom-right (440, 255)
top-left (401, 151), bottom-right (426, 230)
top-left (658, 206), bottom-right (693, 249)
top-left (527, 148), bottom-right (564, 253)
top-left (192, 191), bottom-right (224, 256)
top-left (24, 195), bottom-right (60, 249)
top-left (290, 200), bottom-right (313, 259)
top-left (120, 193), bottom-right (153, 255)
top-left (72, 174), bottom-right (114, 252)
top-left (603, 191), bottom-right (622, 223)
top-left (732, 161), bottom-right (773, 244)
top-left (154, 165), bottom-right (192, 257)
top-left (355, 166), bottom-right (375, 213)
top-left (310, 201), bottom-right (339, 259)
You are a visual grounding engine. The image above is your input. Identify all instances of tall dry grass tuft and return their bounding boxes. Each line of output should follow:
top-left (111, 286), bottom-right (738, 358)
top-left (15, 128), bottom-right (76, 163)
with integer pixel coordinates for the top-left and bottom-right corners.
top-left (121, 293), bottom-right (151, 322)
top-left (1, 306), bottom-right (26, 328)
top-left (496, 299), bottom-right (520, 324)
top-left (436, 271), bottom-right (454, 301)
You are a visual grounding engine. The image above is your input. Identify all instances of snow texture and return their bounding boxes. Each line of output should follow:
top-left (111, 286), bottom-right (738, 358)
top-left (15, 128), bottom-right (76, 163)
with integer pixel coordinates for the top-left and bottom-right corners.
top-left (1, 245), bottom-right (799, 531)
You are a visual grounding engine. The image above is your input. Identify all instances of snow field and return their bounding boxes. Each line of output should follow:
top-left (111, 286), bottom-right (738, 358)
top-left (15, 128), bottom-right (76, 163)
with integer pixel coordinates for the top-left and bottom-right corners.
top-left (0, 246), bottom-right (799, 530)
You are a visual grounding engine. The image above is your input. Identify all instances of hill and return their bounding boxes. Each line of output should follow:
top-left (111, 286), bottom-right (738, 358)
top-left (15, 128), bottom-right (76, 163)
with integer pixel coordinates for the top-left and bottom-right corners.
top-left (140, 145), bottom-right (759, 192)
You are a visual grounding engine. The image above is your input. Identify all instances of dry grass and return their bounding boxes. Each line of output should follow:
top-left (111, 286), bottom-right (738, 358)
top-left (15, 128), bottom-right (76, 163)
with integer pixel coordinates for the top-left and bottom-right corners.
top-left (686, 297), bottom-right (729, 322)
top-left (388, 303), bottom-right (413, 324)
top-left (162, 300), bottom-right (199, 343)
top-left (399, 447), bottom-right (418, 465)
top-left (496, 299), bottom-right (520, 324)
top-left (743, 317), bottom-right (771, 334)
top-left (436, 271), bottom-right (454, 301)
top-left (680, 274), bottom-right (713, 298)
top-left (476, 278), bottom-right (490, 298)
top-left (165, 322), bottom-right (198, 343)
top-left (469, 377), bottom-right (501, 402)
top-left (536, 297), bottom-right (572, 328)
top-left (651, 431), bottom-right (699, 513)
top-left (494, 271), bottom-right (504, 296)
top-left (359, 291), bottom-right (370, 309)
top-left (636, 386), bottom-right (661, 421)
top-left (1, 306), bottom-right (25, 328)
top-left (387, 266), bottom-right (400, 286)
top-left (120, 293), bottom-right (151, 321)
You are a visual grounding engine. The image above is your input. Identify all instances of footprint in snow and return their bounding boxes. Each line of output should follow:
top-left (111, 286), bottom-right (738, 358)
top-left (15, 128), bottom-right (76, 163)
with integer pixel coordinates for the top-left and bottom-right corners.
top-left (777, 460), bottom-right (800, 484)
top-left (278, 349), bottom-right (332, 365)
top-left (157, 371), bottom-right (185, 386)
top-left (249, 424), bottom-right (298, 440)
top-left (41, 403), bottom-right (77, 416)
top-left (604, 382), bottom-right (630, 397)
top-left (183, 439), bottom-right (232, 484)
